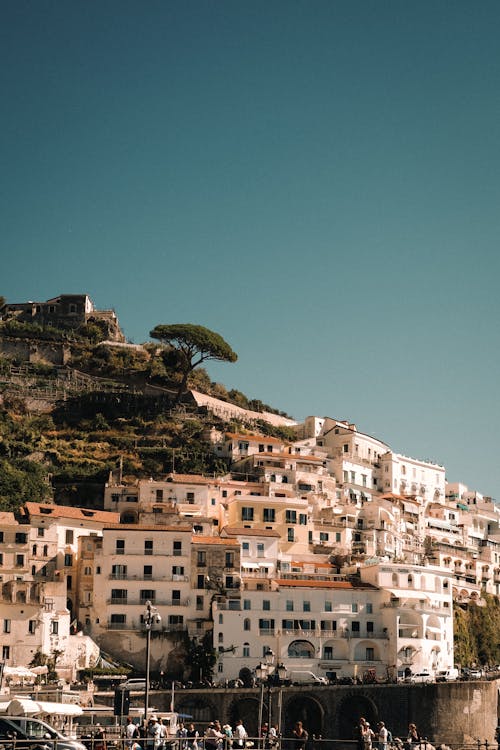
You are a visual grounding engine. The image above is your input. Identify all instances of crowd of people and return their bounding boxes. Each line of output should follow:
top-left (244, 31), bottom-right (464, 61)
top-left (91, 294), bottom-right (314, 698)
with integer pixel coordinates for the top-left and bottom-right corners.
top-left (356, 718), bottom-right (429, 750)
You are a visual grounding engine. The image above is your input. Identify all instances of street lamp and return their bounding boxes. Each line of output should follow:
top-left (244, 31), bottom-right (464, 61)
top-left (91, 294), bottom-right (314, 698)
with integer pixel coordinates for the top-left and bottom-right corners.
top-left (256, 650), bottom-right (287, 743)
top-left (143, 600), bottom-right (161, 720)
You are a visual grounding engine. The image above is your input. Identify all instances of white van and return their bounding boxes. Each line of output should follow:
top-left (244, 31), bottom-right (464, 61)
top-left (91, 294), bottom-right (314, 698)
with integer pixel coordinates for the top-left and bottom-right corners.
top-left (437, 668), bottom-right (459, 682)
top-left (288, 671), bottom-right (328, 685)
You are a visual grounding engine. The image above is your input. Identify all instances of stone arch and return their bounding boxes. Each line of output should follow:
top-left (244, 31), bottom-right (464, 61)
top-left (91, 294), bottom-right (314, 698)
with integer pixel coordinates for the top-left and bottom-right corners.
top-left (336, 692), bottom-right (378, 742)
top-left (176, 695), bottom-right (217, 724)
top-left (352, 640), bottom-right (382, 661)
top-left (228, 695), bottom-right (262, 736)
top-left (282, 694), bottom-right (324, 739)
top-left (287, 639), bottom-right (315, 658)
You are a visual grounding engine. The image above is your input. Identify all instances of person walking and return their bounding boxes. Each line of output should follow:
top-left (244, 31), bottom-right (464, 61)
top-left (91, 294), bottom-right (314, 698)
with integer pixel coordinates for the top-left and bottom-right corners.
top-left (292, 722), bottom-right (308, 750)
top-left (233, 720), bottom-right (248, 749)
top-left (377, 723), bottom-right (388, 750)
top-left (186, 723), bottom-right (199, 750)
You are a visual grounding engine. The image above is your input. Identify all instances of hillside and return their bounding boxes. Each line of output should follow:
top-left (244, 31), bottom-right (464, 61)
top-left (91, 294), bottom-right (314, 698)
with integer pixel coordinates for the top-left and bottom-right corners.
top-left (0, 311), bottom-right (295, 509)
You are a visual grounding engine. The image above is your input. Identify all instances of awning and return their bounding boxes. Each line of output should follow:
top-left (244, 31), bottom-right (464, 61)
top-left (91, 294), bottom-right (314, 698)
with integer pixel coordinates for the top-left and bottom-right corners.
top-left (399, 623), bottom-right (419, 629)
top-left (242, 562), bottom-right (259, 569)
top-left (457, 503), bottom-right (468, 511)
top-left (425, 626), bottom-right (441, 634)
top-left (427, 518), bottom-right (453, 531)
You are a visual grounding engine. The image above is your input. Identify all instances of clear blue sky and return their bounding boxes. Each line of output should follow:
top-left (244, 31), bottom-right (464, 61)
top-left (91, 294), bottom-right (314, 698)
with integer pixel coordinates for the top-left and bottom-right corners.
top-left (2, 1), bottom-right (500, 497)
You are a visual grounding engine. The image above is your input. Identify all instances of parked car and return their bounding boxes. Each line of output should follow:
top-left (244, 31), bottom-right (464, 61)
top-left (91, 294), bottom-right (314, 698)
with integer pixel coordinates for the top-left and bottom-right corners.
top-left (436, 668), bottom-right (459, 682)
top-left (409, 671), bottom-right (433, 683)
top-left (118, 677), bottom-right (147, 690)
top-left (0, 716), bottom-right (87, 750)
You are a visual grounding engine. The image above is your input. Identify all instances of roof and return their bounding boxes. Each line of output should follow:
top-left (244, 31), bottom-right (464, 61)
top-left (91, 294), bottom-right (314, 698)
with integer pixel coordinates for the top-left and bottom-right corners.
top-left (103, 523), bottom-right (193, 532)
top-left (0, 512), bottom-right (18, 526)
top-left (275, 579), bottom-right (377, 590)
top-left (225, 433), bottom-right (284, 444)
top-left (24, 503), bottom-right (120, 523)
top-left (222, 526), bottom-right (281, 538)
top-left (165, 473), bottom-right (212, 485)
top-left (191, 535), bottom-right (240, 546)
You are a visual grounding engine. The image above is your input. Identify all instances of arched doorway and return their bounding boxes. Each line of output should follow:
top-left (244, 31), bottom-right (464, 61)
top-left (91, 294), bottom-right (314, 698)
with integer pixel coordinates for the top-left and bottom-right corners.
top-left (282, 695), bottom-right (323, 739)
top-left (337, 693), bottom-right (378, 742)
top-left (229, 696), bottom-right (262, 737)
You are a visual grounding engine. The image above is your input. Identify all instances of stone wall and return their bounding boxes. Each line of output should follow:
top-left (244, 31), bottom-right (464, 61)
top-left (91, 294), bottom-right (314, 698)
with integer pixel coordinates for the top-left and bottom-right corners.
top-left (136, 681), bottom-right (499, 745)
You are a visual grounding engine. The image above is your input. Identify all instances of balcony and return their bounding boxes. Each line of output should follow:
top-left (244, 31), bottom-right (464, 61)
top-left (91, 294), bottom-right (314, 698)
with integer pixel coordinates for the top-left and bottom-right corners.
top-left (107, 597), bottom-right (190, 607)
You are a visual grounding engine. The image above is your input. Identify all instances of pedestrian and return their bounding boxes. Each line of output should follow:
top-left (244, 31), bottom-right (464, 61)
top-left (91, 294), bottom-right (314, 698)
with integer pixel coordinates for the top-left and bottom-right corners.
top-left (177, 722), bottom-right (188, 750)
top-left (267, 726), bottom-right (279, 749)
top-left (495, 726), bottom-right (500, 750)
top-left (205, 721), bottom-right (225, 750)
top-left (377, 723), bottom-right (388, 750)
top-left (406, 725), bottom-right (420, 750)
top-left (148, 717), bottom-right (162, 750)
top-left (292, 722), bottom-right (308, 750)
top-left (94, 724), bottom-right (106, 750)
top-left (234, 720), bottom-right (248, 749)
top-left (223, 724), bottom-right (233, 749)
top-left (186, 723), bottom-right (199, 750)
top-left (126, 718), bottom-right (140, 750)
top-left (362, 723), bottom-right (374, 750)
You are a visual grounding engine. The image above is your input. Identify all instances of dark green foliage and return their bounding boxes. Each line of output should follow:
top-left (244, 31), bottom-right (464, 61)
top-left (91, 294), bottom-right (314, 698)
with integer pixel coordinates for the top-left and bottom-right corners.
top-left (185, 632), bottom-right (217, 682)
top-left (0, 458), bottom-right (51, 510)
top-left (150, 323), bottom-right (237, 403)
top-left (454, 595), bottom-right (500, 666)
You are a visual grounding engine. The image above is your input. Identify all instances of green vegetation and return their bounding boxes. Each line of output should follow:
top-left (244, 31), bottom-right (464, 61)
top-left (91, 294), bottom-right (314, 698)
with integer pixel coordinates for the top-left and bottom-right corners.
top-left (454, 595), bottom-right (500, 667)
top-left (150, 323), bottom-right (238, 403)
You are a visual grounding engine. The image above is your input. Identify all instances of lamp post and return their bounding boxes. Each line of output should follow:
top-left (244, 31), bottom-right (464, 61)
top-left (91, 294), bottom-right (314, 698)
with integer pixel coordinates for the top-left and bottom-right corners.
top-left (256, 650), bottom-right (288, 744)
top-left (143, 600), bottom-right (161, 721)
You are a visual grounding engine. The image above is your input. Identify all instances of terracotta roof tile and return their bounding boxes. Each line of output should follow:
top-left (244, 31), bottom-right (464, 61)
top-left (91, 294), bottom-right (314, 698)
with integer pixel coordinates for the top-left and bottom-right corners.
top-left (25, 503), bottom-right (120, 523)
top-left (191, 536), bottom-right (240, 546)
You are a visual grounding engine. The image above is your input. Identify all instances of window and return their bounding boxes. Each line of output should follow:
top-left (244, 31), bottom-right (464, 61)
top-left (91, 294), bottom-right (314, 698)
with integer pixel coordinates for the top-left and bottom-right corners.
top-left (186, 492), bottom-right (195, 503)
top-left (367, 621), bottom-right (374, 633)
top-left (225, 552), bottom-right (234, 568)
top-left (16, 554), bottom-right (24, 567)
top-left (325, 601), bottom-right (332, 612)
top-left (112, 564), bottom-right (127, 579)
top-left (257, 543), bottom-right (264, 556)
top-left (299, 514), bottom-right (308, 525)
top-left (65, 530), bottom-right (74, 544)
top-left (242, 507), bottom-right (254, 521)
top-left (343, 444), bottom-right (349, 453)
top-left (258, 618), bottom-right (275, 631)
top-left (352, 621), bottom-right (360, 633)
top-left (67, 575), bottom-right (72, 590)
top-left (320, 532), bottom-right (329, 542)
top-left (366, 603), bottom-right (373, 614)
top-left (244, 618), bottom-right (251, 631)
top-left (352, 603), bottom-right (358, 613)
top-left (323, 646), bottom-right (333, 660)
top-left (16, 532), bottom-right (27, 544)
top-left (243, 600), bottom-right (251, 610)
top-left (43, 545), bottom-right (48, 556)
top-left (263, 508), bottom-right (275, 522)
top-left (197, 551), bottom-right (206, 567)
top-left (303, 601), bottom-right (311, 612)
top-left (361, 475), bottom-right (367, 487)
top-left (143, 565), bottom-right (153, 579)
top-left (243, 644), bottom-right (250, 657)
top-left (32, 544), bottom-right (37, 555)
top-left (173, 541), bottom-right (182, 556)
top-left (3, 620), bottom-right (11, 633)
top-left (140, 590), bottom-right (155, 603)
top-left (172, 565), bottom-right (184, 577)
top-left (336, 532), bottom-right (341, 542)
top-left (172, 590), bottom-right (181, 605)
top-left (197, 575), bottom-right (205, 589)
top-left (28, 620), bottom-right (36, 634)
top-left (116, 540), bottom-right (125, 555)
top-left (343, 471), bottom-right (349, 483)
top-left (287, 528), bottom-right (294, 542)
top-left (50, 620), bottom-right (59, 635)
top-left (350, 471), bottom-right (356, 483)
top-left (259, 444), bottom-right (265, 453)
top-left (110, 614), bottom-right (126, 625)
top-left (286, 600), bottom-right (294, 612)
top-left (2, 646), bottom-right (10, 659)
top-left (286, 510), bottom-right (297, 524)
top-left (263, 600), bottom-right (271, 611)
top-left (0, 554), bottom-right (3, 566)
top-left (242, 542), bottom-right (249, 553)
top-left (366, 647), bottom-right (374, 660)
top-left (145, 540), bottom-right (153, 556)
top-left (64, 553), bottom-right (73, 566)
top-left (37, 528), bottom-right (44, 537)
top-left (196, 596), bottom-right (204, 610)
top-left (111, 589), bottom-right (128, 602)
top-left (111, 493), bottom-right (120, 503)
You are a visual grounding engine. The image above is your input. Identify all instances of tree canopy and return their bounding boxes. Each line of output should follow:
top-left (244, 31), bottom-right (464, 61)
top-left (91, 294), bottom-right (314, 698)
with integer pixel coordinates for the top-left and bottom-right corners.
top-left (149, 324), bottom-right (237, 403)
